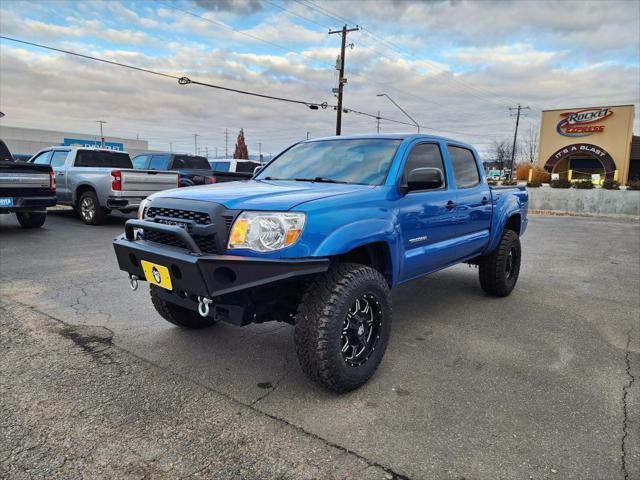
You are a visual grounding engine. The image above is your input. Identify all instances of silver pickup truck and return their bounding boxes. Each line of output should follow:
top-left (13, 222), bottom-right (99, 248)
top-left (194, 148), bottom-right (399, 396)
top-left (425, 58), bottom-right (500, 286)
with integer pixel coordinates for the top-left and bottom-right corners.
top-left (29, 147), bottom-right (178, 225)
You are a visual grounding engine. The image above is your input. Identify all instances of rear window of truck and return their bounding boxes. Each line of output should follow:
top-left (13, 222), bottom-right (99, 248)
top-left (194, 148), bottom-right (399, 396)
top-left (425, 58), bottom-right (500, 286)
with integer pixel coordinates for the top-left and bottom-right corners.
top-left (172, 155), bottom-right (210, 169)
top-left (74, 150), bottom-right (132, 168)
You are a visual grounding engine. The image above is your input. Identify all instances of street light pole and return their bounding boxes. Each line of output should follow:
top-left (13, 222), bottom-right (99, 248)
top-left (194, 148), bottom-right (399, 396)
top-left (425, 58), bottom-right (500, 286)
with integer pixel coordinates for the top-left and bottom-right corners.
top-left (376, 94), bottom-right (420, 133)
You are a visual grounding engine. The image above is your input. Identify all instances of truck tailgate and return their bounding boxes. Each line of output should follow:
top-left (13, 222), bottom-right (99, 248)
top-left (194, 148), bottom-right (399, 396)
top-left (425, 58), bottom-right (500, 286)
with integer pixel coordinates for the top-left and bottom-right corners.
top-left (0, 161), bottom-right (52, 197)
top-left (121, 169), bottom-right (178, 192)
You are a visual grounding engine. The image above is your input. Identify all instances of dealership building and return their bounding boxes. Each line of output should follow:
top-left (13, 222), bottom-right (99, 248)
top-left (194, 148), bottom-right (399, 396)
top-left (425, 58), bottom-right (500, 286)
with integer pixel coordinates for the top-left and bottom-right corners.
top-left (0, 125), bottom-right (149, 160)
top-left (538, 104), bottom-right (639, 184)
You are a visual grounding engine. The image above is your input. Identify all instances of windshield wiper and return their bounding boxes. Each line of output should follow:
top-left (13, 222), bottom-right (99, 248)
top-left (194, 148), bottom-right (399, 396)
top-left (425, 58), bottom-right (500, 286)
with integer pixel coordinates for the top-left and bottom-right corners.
top-left (294, 177), bottom-right (348, 184)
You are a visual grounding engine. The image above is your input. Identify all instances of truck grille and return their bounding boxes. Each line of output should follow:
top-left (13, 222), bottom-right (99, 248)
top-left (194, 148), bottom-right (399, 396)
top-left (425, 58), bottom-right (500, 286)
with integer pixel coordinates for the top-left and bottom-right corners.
top-left (142, 207), bottom-right (235, 254)
top-left (143, 229), bottom-right (220, 254)
top-left (146, 207), bottom-right (211, 225)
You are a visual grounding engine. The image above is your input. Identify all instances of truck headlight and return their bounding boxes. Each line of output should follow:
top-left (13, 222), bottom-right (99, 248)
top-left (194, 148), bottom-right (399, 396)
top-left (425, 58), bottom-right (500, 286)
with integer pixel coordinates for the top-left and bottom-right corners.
top-left (138, 198), bottom-right (150, 220)
top-left (228, 211), bottom-right (305, 252)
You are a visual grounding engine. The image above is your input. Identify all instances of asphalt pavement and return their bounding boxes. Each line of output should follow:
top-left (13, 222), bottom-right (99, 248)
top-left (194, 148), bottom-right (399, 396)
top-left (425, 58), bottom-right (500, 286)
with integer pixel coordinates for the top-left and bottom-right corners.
top-left (1, 209), bottom-right (638, 479)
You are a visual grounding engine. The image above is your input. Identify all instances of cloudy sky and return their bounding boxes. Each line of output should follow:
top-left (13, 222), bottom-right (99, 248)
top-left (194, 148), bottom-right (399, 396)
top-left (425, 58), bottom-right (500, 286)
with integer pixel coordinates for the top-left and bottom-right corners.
top-left (0, 0), bottom-right (638, 158)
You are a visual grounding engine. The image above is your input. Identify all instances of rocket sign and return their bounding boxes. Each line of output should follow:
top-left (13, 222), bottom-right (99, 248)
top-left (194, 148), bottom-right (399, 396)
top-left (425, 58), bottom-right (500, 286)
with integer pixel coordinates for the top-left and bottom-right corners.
top-left (556, 107), bottom-right (613, 137)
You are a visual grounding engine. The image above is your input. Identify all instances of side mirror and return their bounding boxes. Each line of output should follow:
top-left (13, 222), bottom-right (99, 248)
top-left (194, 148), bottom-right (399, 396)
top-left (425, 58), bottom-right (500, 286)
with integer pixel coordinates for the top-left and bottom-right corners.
top-left (404, 167), bottom-right (444, 193)
top-left (253, 166), bottom-right (263, 176)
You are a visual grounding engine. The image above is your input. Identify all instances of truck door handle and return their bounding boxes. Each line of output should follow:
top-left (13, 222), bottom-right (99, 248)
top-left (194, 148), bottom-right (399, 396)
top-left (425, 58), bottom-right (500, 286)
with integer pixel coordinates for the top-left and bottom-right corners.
top-left (446, 200), bottom-right (456, 210)
top-left (481, 196), bottom-right (489, 205)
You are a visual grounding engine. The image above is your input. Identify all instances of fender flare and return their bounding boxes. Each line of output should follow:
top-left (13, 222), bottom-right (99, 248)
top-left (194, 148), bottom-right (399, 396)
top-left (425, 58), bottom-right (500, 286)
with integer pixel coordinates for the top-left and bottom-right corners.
top-left (485, 197), bottom-right (523, 254)
top-left (313, 218), bottom-right (402, 285)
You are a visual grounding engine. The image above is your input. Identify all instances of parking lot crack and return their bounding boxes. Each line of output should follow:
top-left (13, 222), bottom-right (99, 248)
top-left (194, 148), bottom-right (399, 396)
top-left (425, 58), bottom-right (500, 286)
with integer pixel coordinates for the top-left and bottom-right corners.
top-left (621, 329), bottom-right (635, 480)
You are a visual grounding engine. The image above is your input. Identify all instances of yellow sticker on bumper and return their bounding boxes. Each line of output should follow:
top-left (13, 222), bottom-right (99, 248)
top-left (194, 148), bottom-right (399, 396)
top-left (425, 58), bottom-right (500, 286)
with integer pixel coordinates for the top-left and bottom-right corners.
top-left (141, 260), bottom-right (173, 291)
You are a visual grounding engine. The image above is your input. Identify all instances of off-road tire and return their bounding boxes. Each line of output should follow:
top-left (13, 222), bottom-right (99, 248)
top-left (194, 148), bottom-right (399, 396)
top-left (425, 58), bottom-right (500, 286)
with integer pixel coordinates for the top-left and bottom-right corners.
top-left (16, 211), bottom-right (46, 228)
top-left (478, 229), bottom-right (521, 297)
top-left (150, 285), bottom-right (217, 329)
top-left (78, 191), bottom-right (109, 225)
top-left (294, 263), bottom-right (392, 393)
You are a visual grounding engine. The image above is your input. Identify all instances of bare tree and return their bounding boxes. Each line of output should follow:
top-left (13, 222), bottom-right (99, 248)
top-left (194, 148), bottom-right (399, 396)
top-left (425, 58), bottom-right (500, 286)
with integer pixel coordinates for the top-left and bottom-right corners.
top-left (522, 122), bottom-right (539, 164)
top-left (488, 139), bottom-right (512, 170)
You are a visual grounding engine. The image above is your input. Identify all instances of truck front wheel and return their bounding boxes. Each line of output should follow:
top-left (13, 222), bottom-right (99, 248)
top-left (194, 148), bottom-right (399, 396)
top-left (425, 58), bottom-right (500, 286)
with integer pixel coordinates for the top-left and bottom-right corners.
top-left (150, 285), bottom-right (218, 329)
top-left (478, 229), bottom-right (521, 297)
top-left (16, 211), bottom-right (46, 228)
top-left (294, 263), bottom-right (392, 393)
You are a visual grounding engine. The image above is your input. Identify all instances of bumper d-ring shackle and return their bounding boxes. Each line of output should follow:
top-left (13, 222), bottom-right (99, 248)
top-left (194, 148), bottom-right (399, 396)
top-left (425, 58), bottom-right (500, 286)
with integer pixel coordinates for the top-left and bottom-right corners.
top-left (129, 274), bottom-right (139, 291)
top-left (197, 296), bottom-right (213, 317)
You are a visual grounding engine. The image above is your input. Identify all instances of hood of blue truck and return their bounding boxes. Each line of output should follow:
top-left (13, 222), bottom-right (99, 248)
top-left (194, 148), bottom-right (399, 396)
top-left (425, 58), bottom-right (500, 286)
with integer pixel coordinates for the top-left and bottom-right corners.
top-left (151, 179), bottom-right (372, 210)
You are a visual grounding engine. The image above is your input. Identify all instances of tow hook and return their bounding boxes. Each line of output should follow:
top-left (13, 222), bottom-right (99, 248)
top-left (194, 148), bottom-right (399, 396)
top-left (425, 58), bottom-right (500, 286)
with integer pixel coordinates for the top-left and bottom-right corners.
top-left (129, 274), bottom-right (139, 291)
top-left (197, 296), bottom-right (213, 317)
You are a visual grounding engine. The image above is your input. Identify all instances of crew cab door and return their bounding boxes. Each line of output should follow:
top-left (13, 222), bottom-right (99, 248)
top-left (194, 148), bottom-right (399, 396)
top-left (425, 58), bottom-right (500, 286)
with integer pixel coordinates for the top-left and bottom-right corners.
top-left (49, 150), bottom-right (72, 203)
top-left (396, 142), bottom-right (459, 281)
top-left (444, 144), bottom-right (492, 258)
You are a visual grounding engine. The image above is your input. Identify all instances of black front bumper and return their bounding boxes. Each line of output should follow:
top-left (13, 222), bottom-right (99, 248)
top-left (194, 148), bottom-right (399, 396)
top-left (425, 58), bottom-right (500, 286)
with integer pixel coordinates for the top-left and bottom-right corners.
top-left (113, 219), bottom-right (329, 299)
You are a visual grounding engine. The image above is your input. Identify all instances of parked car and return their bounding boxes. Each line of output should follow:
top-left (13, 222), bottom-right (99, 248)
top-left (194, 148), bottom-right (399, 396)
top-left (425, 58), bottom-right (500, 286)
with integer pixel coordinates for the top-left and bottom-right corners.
top-left (113, 134), bottom-right (528, 392)
top-left (29, 147), bottom-right (178, 225)
top-left (208, 158), bottom-right (259, 182)
top-left (0, 139), bottom-right (56, 228)
top-left (132, 153), bottom-right (215, 187)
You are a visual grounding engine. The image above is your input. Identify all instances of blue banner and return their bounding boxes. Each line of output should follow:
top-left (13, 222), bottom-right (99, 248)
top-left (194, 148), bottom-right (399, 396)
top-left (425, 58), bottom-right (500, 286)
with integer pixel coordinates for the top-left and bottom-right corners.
top-left (63, 138), bottom-right (124, 151)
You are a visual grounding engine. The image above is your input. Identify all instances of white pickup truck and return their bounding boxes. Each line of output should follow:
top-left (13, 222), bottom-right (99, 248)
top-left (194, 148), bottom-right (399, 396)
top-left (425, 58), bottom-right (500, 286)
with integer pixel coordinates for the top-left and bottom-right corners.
top-left (29, 147), bottom-right (178, 225)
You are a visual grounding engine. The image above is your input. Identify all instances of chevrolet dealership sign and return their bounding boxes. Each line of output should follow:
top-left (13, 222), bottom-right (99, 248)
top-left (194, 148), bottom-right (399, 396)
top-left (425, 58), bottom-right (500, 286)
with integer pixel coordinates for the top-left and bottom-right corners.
top-left (63, 138), bottom-right (124, 151)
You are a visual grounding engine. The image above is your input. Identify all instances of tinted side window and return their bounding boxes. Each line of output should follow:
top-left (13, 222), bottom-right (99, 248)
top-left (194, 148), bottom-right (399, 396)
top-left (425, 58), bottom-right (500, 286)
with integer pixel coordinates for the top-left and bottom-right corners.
top-left (447, 146), bottom-right (480, 188)
top-left (132, 155), bottom-right (148, 169)
top-left (50, 151), bottom-right (69, 167)
top-left (148, 155), bottom-right (169, 170)
top-left (236, 161), bottom-right (260, 173)
top-left (31, 151), bottom-right (52, 164)
top-left (402, 143), bottom-right (445, 185)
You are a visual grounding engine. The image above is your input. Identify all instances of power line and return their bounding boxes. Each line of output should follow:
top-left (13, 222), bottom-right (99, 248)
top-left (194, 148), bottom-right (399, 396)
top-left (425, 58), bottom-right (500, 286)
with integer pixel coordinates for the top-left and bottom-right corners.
top-left (158, 0), bottom-right (336, 69)
top-left (0, 36), bottom-right (327, 109)
top-left (297, 0), bottom-right (518, 108)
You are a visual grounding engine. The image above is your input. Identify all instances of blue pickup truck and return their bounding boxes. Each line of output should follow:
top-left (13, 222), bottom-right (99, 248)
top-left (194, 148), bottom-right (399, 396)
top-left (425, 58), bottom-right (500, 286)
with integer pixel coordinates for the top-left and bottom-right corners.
top-left (114, 134), bottom-right (528, 392)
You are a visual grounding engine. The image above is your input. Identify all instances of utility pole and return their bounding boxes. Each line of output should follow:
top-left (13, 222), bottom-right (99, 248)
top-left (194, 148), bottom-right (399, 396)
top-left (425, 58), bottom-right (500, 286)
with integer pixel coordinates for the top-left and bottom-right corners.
top-left (329, 24), bottom-right (359, 136)
top-left (215, 147), bottom-right (218, 159)
top-left (508, 104), bottom-right (531, 179)
top-left (306, 131), bottom-right (310, 140)
top-left (96, 120), bottom-right (106, 147)
top-left (169, 141), bottom-right (173, 152)
top-left (258, 142), bottom-right (262, 158)
top-left (225, 128), bottom-right (229, 157)
top-left (193, 133), bottom-right (199, 155)
top-left (376, 111), bottom-right (381, 133)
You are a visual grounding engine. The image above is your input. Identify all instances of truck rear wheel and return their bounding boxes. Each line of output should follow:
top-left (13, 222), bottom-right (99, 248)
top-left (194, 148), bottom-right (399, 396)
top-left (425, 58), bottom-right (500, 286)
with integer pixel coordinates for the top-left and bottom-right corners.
top-left (78, 191), bottom-right (109, 225)
top-left (150, 285), bottom-right (217, 329)
top-left (478, 229), bottom-right (521, 297)
top-left (294, 263), bottom-right (392, 393)
top-left (16, 211), bottom-right (46, 228)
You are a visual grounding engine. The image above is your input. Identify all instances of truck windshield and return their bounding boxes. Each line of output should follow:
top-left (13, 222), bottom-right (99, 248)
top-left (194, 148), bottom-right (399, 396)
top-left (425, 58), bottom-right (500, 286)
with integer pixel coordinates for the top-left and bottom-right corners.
top-left (255, 139), bottom-right (401, 185)
top-left (172, 155), bottom-right (210, 169)
top-left (75, 150), bottom-right (132, 168)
